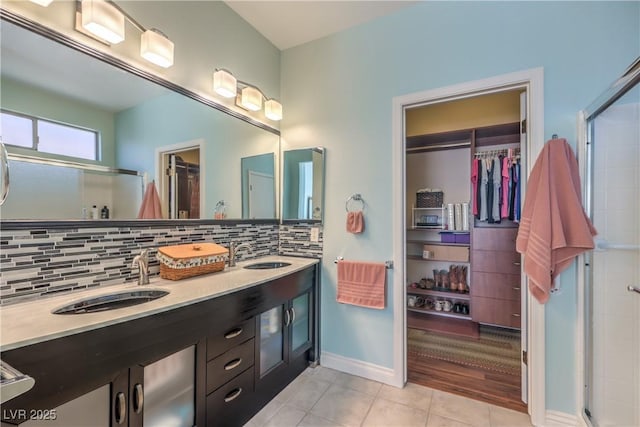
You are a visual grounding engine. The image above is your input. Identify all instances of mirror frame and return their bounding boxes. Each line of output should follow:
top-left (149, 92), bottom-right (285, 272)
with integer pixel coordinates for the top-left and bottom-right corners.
top-left (281, 147), bottom-right (325, 225)
top-left (0, 9), bottom-right (281, 230)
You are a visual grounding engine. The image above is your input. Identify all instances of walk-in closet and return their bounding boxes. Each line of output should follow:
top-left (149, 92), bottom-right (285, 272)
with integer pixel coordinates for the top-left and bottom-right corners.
top-left (404, 90), bottom-right (527, 412)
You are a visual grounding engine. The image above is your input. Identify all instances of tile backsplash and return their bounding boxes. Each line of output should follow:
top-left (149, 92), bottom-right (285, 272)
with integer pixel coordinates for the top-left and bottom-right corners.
top-left (0, 222), bottom-right (323, 305)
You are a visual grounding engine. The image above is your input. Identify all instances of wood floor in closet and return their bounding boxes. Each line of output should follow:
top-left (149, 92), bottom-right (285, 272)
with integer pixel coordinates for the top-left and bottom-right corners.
top-left (408, 345), bottom-right (527, 413)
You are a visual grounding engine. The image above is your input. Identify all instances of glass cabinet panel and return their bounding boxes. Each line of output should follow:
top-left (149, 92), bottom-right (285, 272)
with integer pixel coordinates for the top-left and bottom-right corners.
top-left (291, 293), bottom-right (311, 353)
top-left (259, 306), bottom-right (284, 376)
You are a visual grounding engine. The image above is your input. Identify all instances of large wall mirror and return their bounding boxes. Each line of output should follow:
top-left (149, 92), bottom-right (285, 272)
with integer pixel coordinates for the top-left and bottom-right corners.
top-left (282, 147), bottom-right (325, 222)
top-left (0, 16), bottom-right (279, 221)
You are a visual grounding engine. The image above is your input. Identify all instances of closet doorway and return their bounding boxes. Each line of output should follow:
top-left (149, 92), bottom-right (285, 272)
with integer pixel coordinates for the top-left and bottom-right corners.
top-left (403, 89), bottom-right (528, 412)
top-left (156, 139), bottom-right (204, 219)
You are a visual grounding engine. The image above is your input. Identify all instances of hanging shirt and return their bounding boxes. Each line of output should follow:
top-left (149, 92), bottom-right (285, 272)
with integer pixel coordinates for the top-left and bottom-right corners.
top-left (491, 156), bottom-right (502, 223)
top-left (501, 156), bottom-right (511, 218)
top-left (515, 160), bottom-right (521, 222)
top-left (471, 159), bottom-right (479, 216)
top-left (480, 158), bottom-right (490, 221)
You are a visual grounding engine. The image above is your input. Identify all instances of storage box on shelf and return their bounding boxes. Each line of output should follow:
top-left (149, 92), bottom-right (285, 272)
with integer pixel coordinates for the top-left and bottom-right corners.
top-left (411, 206), bottom-right (446, 229)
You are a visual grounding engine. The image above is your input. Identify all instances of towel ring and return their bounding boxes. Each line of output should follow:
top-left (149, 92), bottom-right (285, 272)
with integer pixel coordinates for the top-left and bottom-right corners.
top-left (345, 194), bottom-right (365, 212)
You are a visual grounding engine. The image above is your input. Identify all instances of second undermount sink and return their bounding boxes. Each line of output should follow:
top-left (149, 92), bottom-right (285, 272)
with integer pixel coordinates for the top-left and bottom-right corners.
top-left (243, 261), bottom-right (292, 270)
top-left (52, 289), bottom-right (169, 314)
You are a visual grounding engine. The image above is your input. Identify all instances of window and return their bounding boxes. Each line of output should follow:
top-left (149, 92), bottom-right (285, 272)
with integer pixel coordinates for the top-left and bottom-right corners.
top-left (1, 110), bottom-right (99, 161)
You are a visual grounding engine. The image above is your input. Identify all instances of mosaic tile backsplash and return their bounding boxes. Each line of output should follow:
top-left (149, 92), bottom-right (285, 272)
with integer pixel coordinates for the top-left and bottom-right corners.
top-left (0, 222), bottom-right (323, 305)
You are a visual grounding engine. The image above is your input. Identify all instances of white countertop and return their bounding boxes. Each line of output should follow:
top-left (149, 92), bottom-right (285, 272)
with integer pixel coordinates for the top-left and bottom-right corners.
top-left (0, 256), bottom-right (318, 352)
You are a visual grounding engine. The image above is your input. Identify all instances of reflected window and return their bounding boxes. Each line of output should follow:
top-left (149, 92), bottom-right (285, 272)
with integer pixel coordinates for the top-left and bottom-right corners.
top-left (298, 161), bottom-right (313, 219)
top-left (1, 110), bottom-right (99, 161)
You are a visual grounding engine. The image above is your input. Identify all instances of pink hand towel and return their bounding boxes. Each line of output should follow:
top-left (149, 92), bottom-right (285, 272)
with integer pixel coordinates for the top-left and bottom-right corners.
top-left (516, 138), bottom-right (597, 303)
top-left (337, 260), bottom-right (386, 309)
top-left (346, 211), bottom-right (365, 233)
top-left (137, 182), bottom-right (163, 219)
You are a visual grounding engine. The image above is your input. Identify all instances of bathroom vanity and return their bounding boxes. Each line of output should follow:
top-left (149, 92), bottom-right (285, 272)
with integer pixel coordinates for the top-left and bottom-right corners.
top-left (0, 256), bottom-right (319, 427)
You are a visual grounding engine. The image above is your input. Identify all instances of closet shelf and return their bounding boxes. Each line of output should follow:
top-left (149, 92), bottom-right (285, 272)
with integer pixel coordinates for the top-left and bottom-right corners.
top-left (407, 239), bottom-right (470, 248)
top-left (407, 287), bottom-right (471, 300)
top-left (407, 255), bottom-right (469, 263)
top-left (407, 307), bottom-right (471, 320)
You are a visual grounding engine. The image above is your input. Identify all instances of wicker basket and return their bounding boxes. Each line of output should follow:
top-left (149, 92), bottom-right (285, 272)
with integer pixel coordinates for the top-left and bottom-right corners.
top-left (157, 243), bottom-right (228, 280)
top-left (416, 190), bottom-right (444, 208)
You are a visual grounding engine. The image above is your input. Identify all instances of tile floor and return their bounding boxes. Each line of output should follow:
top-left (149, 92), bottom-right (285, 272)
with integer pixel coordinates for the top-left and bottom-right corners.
top-left (244, 366), bottom-right (533, 427)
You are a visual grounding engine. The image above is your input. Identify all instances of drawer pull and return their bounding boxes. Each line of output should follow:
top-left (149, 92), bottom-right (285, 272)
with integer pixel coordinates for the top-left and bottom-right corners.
top-left (513, 262), bottom-right (521, 266)
top-left (224, 328), bottom-right (243, 339)
top-left (224, 358), bottom-right (243, 371)
top-left (224, 387), bottom-right (243, 403)
top-left (114, 392), bottom-right (126, 425)
top-left (512, 313), bottom-right (521, 317)
top-left (513, 287), bottom-right (521, 290)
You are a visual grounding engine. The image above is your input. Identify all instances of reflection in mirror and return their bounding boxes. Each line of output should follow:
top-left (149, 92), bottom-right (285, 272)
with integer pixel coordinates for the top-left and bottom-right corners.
top-left (241, 153), bottom-right (276, 219)
top-left (282, 147), bottom-right (325, 222)
top-left (0, 17), bottom-right (279, 221)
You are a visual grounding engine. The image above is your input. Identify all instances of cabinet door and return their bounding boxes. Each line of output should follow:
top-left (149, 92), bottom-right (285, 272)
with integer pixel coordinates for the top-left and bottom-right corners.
top-left (290, 290), bottom-right (313, 356)
top-left (258, 305), bottom-right (286, 377)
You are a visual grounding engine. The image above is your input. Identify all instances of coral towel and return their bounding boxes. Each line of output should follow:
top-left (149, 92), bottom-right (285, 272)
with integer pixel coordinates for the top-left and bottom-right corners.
top-left (346, 211), bottom-right (365, 233)
top-left (138, 182), bottom-right (163, 219)
top-left (516, 138), bottom-right (597, 303)
top-left (337, 260), bottom-right (386, 309)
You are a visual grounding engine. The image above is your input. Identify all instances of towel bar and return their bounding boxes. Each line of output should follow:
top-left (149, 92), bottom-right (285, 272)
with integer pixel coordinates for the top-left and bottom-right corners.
top-left (334, 256), bottom-right (393, 269)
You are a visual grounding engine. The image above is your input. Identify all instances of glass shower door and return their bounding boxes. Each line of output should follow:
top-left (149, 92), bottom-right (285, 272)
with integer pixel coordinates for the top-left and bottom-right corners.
top-left (584, 73), bottom-right (639, 426)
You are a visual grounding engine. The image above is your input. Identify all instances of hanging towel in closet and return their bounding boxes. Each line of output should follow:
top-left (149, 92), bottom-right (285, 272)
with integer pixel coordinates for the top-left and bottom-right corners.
top-left (337, 260), bottom-right (386, 309)
top-left (516, 138), bottom-right (597, 304)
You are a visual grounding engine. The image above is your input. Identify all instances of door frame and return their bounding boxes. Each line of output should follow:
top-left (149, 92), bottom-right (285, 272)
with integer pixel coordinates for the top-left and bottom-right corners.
top-left (155, 139), bottom-right (205, 219)
top-left (391, 67), bottom-right (545, 425)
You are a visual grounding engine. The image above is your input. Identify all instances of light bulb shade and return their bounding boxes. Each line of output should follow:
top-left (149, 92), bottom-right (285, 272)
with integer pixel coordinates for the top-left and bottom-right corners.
top-left (265, 99), bottom-right (283, 121)
top-left (213, 70), bottom-right (237, 98)
top-left (241, 86), bottom-right (262, 112)
top-left (141, 30), bottom-right (174, 68)
top-left (81, 0), bottom-right (125, 44)
top-left (29, 0), bottom-right (54, 6)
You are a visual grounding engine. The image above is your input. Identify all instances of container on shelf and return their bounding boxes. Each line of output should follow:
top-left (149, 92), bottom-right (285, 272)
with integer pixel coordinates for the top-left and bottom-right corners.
top-left (439, 231), bottom-right (470, 244)
top-left (416, 190), bottom-right (444, 208)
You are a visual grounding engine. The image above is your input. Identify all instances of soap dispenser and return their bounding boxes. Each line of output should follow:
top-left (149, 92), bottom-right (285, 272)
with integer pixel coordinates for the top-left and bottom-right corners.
top-left (101, 205), bottom-right (110, 219)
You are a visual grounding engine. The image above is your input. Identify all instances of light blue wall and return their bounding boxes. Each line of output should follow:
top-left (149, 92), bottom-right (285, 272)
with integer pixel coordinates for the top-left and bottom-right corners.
top-left (280, 1), bottom-right (639, 414)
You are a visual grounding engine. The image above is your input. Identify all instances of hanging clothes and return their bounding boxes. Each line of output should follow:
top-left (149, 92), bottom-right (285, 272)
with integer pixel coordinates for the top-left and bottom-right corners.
top-left (471, 158), bottom-right (479, 216)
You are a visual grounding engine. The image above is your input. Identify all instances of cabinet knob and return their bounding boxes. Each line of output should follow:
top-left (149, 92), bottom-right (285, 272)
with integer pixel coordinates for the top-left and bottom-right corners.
top-left (224, 328), bottom-right (243, 339)
top-left (224, 358), bottom-right (243, 371)
top-left (133, 383), bottom-right (144, 414)
top-left (224, 387), bottom-right (243, 403)
top-left (114, 392), bottom-right (126, 425)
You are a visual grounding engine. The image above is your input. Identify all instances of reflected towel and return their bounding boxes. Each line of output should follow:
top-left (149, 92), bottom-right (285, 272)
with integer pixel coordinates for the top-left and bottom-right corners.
top-left (346, 211), bottom-right (364, 233)
top-left (337, 260), bottom-right (386, 309)
top-left (137, 182), bottom-right (163, 219)
top-left (516, 138), bottom-right (597, 303)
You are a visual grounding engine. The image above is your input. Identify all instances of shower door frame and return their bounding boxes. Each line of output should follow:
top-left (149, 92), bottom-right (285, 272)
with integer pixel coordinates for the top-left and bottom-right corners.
top-left (577, 57), bottom-right (640, 427)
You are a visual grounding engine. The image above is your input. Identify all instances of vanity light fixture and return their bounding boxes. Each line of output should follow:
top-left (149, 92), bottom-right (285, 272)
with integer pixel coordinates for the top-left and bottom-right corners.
top-left (140, 29), bottom-right (174, 68)
top-left (29, 0), bottom-right (54, 6)
top-left (213, 69), bottom-right (238, 98)
top-left (265, 99), bottom-right (283, 121)
top-left (241, 86), bottom-right (263, 112)
top-left (76, 0), bottom-right (174, 68)
top-left (212, 69), bottom-right (283, 121)
top-left (80, 0), bottom-right (125, 45)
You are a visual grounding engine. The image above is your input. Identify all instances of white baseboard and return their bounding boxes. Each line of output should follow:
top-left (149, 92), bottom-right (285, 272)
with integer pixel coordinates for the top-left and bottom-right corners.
top-left (320, 351), bottom-right (401, 387)
top-left (545, 410), bottom-right (579, 427)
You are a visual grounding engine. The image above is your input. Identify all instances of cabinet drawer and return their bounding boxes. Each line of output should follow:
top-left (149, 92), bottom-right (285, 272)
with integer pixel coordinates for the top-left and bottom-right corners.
top-left (207, 318), bottom-right (255, 361)
top-left (206, 366), bottom-right (254, 427)
top-left (471, 296), bottom-right (521, 328)
top-left (422, 244), bottom-right (469, 262)
top-left (471, 272), bottom-right (521, 301)
top-left (207, 338), bottom-right (255, 394)
top-left (472, 227), bottom-right (518, 251)
top-left (471, 250), bottom-right (521, 274)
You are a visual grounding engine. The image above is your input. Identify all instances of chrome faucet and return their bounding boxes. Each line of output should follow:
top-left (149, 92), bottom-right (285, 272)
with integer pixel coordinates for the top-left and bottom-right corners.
top-left (228, 242), bottom-right (252, 267)
top-left (132, 249), bottom-right (150, 285)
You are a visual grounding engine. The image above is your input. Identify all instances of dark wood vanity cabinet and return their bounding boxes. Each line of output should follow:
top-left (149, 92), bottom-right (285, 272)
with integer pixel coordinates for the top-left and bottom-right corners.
top-left (0, 264), bottom-right (319, 427)
top-left (470, 227), bottom-right (522, 329)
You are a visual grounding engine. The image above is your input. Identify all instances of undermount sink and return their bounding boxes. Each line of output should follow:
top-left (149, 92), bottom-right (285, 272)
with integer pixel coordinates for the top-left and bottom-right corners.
top-left (52, 289), bottom-right (169, 314)
top-left (243, 261), bottom-right (292, 270)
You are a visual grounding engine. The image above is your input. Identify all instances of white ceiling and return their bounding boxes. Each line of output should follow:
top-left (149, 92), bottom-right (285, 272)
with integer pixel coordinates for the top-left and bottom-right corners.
top-left (225, 1), bottom-right (419, 50)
